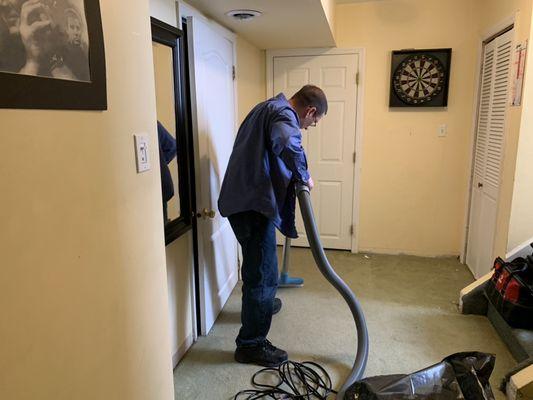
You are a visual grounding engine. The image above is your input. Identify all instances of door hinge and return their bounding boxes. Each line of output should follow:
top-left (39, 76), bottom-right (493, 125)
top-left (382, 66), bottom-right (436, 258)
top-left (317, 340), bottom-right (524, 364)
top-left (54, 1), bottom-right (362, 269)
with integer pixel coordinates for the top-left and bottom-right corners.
top-left (232, 65), bottom-right (236, 81)
top-left (350, 225), bottom-right (354, 235)
top-left (353, 152), bottom-right (357, 164)
top-left (355, 72), bottom-right (359, 85)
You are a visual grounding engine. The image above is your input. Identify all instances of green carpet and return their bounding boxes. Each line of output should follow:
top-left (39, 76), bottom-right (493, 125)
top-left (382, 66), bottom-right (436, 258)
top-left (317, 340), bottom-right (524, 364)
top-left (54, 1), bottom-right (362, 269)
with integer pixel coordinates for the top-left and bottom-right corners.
top-left (174, 249), bottom-right (515, 399)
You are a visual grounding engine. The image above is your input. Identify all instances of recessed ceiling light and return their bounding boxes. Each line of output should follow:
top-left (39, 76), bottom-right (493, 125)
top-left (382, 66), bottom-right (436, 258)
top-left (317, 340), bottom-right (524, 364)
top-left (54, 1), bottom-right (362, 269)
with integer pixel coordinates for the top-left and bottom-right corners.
top-left (225, 9), bottom-right (262, 21)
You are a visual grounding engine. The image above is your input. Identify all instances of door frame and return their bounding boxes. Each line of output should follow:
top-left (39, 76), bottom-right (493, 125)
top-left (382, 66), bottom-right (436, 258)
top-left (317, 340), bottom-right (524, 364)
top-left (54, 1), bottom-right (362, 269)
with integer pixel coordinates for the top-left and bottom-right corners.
top-left (266, 48), bottom-right (366, 253)
top-left (179, 17), bottom-right (201, 343)
top-left (183, 9), bottom-right (239, 335)
top-left (460, 14), bottom-right (517, 264)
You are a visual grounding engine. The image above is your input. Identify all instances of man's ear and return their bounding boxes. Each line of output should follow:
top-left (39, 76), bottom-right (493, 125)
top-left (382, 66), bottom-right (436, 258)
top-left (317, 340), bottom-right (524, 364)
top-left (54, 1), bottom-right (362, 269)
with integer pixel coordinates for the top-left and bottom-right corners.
top-left (306, 106), bottom-right (317, 117)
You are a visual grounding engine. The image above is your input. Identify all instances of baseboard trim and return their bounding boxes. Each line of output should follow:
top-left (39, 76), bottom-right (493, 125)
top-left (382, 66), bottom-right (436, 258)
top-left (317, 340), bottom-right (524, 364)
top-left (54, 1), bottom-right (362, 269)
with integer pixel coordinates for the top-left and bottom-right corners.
top-left (359, 247), bottom-right (459, 258)
top-left (172, 333), bottom-right (194, 368)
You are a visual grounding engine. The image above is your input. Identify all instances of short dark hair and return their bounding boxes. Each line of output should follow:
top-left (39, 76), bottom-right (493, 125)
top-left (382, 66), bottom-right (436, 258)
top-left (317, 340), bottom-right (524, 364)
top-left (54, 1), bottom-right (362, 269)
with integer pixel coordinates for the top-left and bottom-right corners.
top-left (290, 85), bottom-right (328, 116)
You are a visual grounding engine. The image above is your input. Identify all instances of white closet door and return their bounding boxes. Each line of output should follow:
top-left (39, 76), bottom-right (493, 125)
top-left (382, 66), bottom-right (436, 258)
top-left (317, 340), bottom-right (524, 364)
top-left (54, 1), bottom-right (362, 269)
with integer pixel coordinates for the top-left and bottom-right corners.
top-left (467, 29), bottom-right (513, 278)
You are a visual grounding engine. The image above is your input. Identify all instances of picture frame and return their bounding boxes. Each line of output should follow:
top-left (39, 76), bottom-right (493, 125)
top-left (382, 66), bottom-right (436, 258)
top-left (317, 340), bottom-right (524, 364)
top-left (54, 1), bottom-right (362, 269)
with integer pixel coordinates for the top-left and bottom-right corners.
top-left (389, 48), bottom-right (452, 108)
top-left (0, 0), bottom-right (107, 110)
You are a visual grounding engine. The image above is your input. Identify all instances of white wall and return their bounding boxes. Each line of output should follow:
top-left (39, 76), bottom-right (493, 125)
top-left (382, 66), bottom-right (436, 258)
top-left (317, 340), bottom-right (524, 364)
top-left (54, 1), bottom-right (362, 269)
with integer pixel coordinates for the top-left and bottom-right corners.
top-left (150, 0), bottom-right (178, 26)
top-left (166, 232), bottom-right (195, 365)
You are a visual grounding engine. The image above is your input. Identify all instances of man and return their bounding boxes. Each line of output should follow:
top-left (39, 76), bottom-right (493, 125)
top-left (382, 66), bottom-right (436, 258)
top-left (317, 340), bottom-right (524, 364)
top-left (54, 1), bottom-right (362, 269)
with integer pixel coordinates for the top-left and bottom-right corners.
top-left (61, 4), bottom-right (89, 81)
top-left (64, 5), bottom-right (81, 46)
top-left (218, 85), bottom-right (327, 367)
top-left (157, 121), bottom-right (177, 224)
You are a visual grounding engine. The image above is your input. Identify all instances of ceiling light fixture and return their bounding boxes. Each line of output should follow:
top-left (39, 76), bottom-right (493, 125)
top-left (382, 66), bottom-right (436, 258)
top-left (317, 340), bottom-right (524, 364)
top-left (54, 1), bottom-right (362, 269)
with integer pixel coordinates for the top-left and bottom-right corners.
top-left (225, 9), bottom-right (262, 21)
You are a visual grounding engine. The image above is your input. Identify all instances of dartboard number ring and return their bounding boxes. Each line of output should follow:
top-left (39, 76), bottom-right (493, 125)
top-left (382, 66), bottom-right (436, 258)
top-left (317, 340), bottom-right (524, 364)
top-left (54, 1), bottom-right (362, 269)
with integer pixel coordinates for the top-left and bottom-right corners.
top-left (393, 54), bottom-right (446, 105)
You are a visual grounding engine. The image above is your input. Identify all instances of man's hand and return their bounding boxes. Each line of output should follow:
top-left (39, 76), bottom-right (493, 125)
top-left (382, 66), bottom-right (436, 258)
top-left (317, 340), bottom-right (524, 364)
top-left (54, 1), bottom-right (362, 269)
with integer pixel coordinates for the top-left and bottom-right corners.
top-left (19, 0), bottom-right (52, 72)
top-left (307, 177), bottom-right (314, 190)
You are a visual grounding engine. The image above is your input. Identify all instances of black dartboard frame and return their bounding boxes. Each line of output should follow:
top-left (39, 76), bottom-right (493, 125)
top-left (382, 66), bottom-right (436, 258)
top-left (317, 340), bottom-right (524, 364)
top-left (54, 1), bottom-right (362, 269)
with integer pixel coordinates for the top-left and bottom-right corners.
top-left (389, 48), bottom-right (452, 107)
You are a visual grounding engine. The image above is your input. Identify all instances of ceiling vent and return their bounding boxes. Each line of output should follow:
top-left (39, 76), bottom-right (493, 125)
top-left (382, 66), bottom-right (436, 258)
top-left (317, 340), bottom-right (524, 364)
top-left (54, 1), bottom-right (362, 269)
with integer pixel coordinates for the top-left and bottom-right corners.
top-left (225, 9), bottom-right (262, 21)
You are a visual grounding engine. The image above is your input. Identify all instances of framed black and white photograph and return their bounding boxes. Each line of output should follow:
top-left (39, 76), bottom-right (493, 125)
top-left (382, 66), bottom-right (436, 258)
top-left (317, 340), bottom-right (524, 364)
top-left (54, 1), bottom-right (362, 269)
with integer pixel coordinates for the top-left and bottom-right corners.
top-left (389, 48), bottom-right (452, 108)
top-left (0, 0), bottom-right (106, 109)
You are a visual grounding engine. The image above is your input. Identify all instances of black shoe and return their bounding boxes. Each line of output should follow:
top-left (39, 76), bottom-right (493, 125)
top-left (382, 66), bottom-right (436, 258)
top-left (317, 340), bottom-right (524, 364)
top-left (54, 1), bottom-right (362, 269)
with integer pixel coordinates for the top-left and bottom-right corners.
top-left (235, 340), bottom-right (288, 367)
top-left (272, 298), bottom-right (282, 315)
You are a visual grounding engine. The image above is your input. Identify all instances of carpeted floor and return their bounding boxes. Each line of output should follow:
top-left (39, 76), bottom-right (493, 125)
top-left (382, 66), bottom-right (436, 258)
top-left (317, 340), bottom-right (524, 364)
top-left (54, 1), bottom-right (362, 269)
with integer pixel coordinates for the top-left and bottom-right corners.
top-left (173, 248), bottom-right (515, 400)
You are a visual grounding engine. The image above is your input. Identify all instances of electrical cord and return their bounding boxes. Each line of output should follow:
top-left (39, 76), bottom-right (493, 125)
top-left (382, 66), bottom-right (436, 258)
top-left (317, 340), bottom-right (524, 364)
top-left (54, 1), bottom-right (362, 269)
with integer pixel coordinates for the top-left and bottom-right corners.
top-left (234, 360), bottom-right (337, 399)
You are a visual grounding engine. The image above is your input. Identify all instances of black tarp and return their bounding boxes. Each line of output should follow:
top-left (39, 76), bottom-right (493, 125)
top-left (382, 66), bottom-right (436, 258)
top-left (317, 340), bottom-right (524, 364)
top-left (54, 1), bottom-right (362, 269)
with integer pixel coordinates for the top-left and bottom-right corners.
top-left (345, 352), bottom-right (496, 400)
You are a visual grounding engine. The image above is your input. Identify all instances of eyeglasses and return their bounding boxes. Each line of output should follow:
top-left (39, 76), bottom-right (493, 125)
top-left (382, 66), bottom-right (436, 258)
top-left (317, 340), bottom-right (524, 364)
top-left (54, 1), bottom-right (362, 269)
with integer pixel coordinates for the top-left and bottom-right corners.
top-left (310, 117), bottom-right (318, 128)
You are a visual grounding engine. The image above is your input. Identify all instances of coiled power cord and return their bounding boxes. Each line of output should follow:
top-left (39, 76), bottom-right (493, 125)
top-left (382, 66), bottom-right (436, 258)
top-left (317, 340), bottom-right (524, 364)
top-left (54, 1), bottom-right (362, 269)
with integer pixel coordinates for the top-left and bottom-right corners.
top-left (234, 360), bottom-right (337, 399)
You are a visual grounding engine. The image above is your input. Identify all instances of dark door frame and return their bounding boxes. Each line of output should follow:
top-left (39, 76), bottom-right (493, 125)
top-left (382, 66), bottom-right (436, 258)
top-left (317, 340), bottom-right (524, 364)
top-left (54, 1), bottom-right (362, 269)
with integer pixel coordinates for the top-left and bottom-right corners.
top-left (180, 17), bottom-right (202, 337)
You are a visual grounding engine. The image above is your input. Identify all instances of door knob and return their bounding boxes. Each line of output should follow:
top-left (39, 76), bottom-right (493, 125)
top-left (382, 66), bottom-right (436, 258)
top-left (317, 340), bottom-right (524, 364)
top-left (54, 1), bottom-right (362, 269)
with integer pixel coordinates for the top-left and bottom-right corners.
top-left (478, 182), bottom-right (483, 188)
top-left (195, 209), bottom-right (216, 219)
top-left (202, 208), bottom-right (216, 219)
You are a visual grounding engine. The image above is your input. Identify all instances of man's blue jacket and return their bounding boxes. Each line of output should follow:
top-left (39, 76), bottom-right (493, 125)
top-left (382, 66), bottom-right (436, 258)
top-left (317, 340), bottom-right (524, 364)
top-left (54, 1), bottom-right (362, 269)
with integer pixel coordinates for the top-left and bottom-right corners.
top-left (218, 93), bottom-right (310, 238)
top-left (157, 121), bottom-right (177, 203)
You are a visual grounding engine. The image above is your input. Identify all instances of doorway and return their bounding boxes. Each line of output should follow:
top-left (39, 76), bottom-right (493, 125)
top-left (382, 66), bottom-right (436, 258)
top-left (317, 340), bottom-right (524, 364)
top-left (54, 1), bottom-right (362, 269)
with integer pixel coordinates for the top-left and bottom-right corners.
top-left (267, 49), bottom-right (364, 251)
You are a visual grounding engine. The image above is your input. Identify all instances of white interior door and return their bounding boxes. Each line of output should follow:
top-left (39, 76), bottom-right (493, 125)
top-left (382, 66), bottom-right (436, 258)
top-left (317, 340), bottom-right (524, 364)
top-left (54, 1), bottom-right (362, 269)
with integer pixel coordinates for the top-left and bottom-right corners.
top-left (188, 17), bottom-right (239, 335)
top-left (273, 54), bottom-right (358, 250)
top-left (467, 29), bottom-right (513, 278)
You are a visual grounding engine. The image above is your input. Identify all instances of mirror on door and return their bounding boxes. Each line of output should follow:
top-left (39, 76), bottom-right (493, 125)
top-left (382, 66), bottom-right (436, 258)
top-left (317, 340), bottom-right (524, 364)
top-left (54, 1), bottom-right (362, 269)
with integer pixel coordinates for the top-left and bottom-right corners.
top-left (153, 41), bottom-right (181, 224)
top-left (151, 18), bottom-right (194, 245)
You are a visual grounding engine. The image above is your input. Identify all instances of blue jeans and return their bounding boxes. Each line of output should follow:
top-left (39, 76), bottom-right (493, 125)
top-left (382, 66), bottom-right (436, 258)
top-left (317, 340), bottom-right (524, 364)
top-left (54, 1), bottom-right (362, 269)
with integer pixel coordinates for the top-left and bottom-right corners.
top-left (228, 211), bottom-right (278, 348)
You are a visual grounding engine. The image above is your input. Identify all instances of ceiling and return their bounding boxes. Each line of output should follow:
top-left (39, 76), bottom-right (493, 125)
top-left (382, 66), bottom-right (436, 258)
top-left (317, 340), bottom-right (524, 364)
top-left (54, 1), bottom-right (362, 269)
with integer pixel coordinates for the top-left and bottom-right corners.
top-left (183, 0), bottom-right (336, 49)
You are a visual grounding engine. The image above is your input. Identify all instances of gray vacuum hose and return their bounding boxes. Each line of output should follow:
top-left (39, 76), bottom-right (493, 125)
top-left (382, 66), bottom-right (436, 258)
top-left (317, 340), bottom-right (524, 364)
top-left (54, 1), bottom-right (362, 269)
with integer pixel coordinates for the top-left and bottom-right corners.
top-left (296, 184), bottom-right (369, 399)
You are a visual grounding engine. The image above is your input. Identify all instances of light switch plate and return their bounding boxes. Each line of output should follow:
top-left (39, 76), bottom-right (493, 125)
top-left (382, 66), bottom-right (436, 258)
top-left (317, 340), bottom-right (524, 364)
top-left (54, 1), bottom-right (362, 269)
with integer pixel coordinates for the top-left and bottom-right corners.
top-left (438, 124), bottom-right (447, 137)
top-left (134, 134), bottom-right (151, 173)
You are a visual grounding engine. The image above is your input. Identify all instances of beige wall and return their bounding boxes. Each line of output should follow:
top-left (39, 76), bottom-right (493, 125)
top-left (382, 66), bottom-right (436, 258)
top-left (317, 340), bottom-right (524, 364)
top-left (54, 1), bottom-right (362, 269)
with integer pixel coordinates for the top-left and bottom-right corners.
top-left (508, 6), bottom-right (533, 250)
top-left (236, 36), bottom-right (267, 124)
top-left (474, 0), bottom-right (533, 254)
top-left (336, 0), bottom-right (480, 256)
top-left (0, 1), bottom-right (174, 399)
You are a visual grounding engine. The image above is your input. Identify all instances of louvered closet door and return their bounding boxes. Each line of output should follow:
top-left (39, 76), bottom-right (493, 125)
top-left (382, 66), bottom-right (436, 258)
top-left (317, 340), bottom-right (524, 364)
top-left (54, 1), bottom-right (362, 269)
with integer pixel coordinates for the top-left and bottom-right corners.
top-left (466, 29), bottom-right (513, 279)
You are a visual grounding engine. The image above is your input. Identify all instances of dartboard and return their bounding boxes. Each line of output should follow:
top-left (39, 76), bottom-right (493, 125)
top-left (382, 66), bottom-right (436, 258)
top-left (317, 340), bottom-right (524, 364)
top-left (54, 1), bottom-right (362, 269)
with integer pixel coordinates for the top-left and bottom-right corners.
top-left (392, 54), bottom-right (446, 105)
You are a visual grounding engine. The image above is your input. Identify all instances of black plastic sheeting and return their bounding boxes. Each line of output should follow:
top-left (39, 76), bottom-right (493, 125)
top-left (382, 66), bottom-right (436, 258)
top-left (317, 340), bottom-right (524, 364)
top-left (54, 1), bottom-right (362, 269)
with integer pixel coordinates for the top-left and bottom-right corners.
top-left (344, 352), bottom-right (496, 400)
